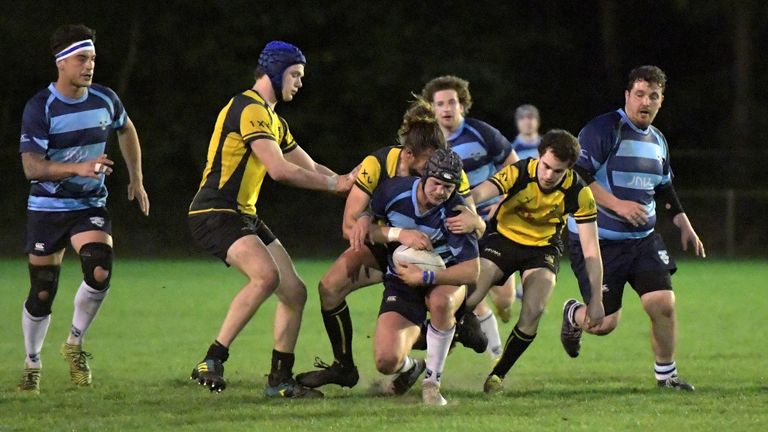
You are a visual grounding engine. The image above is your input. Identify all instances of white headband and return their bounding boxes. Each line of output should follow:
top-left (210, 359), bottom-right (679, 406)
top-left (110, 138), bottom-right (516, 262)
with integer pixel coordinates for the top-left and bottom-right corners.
top-left (55, 39), bottom-right (95, 62)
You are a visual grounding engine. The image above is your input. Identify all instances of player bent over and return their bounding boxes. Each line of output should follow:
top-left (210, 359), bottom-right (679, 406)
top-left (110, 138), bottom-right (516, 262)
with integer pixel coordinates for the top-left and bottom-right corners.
top-left (17, 24), bottom-right (149, 393)
top-left (187, 41), bottom-right (354, 397)
top-left (364, 149), bottom-right (479, 405)
top-left (296, 100), bottom-right (487, 390)
top-left (466, 130), bottom-right (605, 394)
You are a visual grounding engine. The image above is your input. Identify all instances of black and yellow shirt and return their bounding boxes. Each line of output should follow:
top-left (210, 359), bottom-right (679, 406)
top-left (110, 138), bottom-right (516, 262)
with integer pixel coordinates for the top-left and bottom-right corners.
top-left (355, 145), bottom-right (471, 197)
top-left (189, 90), bottom-right (297, 215)
top-left (489, 158), bottom-right (596, 247)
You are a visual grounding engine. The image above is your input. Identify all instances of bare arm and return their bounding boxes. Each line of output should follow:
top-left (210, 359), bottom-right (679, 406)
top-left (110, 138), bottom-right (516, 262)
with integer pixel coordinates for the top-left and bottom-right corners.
top-left (445, 196), bottom-right (486, 237)
top-left (673, 212), bottom-right (706, 257)
top-left (576, 221), bottom-right (605, 328)
top-left (470, 181), bottom-right (501, 207)
top-left (283, 144), bottom-right (337, 176)
top-left (343, 186), bottom-right (371, 240)
top-left (116, 118), bottom-right (149, 215)
top-left (396, 257), bottom-right (480, 287)
top-left (500, 148), bottom-right (520, 167)
top-left (250, 138), bottom-right (352, 194)
top-left (363, 216), bottom-right (432, 250)
top-left (21, 152), bottom-right (112, 181)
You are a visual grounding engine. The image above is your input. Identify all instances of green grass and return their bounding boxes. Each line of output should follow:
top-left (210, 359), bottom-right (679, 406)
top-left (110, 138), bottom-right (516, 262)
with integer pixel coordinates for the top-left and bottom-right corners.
top-left (0, 258), bottom-right (766, 431)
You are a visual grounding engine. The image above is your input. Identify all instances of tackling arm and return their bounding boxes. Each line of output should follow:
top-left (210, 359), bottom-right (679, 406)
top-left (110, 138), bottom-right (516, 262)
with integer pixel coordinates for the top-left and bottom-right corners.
top-left (251, 138), bottom-right (351, 194)
top-left (395, 257), bottom-right (480, 288)
top-left (283, 144), bottom-right (338, 176)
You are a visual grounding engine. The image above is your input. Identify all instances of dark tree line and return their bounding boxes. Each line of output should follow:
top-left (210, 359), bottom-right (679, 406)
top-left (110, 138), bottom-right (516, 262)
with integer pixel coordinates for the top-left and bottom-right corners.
top-left (1, 0), bottom-right (766, 256)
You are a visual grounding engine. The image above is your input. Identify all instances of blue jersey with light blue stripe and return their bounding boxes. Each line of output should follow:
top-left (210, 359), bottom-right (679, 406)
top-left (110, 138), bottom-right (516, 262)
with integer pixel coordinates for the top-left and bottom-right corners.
top-left (19, 83), bottom-right (127, 212)
top-left (511, 134), bottom-right (540, 160)
top-left (446, 118), bottom-right (512, 220)
top-left (371, 176), bottom-right (479, 275)
top-left (567, 109), bottom-right (672, 240)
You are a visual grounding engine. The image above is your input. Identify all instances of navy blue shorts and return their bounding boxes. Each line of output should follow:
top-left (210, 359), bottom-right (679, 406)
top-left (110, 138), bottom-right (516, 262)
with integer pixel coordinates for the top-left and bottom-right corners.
top-left (378, 274), bottom-right (429, 326)
top-left (365, 241), bottom-right (389, 272)
top-left (568, 232), bottom-right (677, 315)
top-left (25, 207), bottom-right (112, 256)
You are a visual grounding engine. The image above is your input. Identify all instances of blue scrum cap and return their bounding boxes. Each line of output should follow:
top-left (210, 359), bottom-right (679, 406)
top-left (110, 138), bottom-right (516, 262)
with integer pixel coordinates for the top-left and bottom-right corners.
top-left (257, 41), bottom-right (306, 99)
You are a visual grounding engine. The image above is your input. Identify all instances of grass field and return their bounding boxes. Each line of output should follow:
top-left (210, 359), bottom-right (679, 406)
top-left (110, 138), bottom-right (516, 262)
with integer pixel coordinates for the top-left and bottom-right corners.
top-left (0, 258), bottom-right (766, 431)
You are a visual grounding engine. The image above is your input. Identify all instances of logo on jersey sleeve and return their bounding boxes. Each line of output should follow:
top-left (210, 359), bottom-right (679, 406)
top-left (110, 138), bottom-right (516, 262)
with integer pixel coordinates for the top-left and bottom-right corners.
top-left (89, 216), bottom-right (105, 227)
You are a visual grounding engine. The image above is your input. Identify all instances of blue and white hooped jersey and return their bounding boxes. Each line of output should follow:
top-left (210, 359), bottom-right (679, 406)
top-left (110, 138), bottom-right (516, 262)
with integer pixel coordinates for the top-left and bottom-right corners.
top-left (371, 176), bottom-right (479, 275)
top-left (19, 83), bottom-right (127, 212)
top-left (567, 109), bottom-right (672, 240)
top-left (446, 118), bottom-right (512, 220)
top-left (511, 134), bottom-right (540, 160)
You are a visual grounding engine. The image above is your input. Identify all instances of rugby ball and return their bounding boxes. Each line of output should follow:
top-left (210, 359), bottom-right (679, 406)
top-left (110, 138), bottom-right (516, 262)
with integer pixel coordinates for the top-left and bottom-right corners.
top-left (393, 245), bottom-right (446, 272)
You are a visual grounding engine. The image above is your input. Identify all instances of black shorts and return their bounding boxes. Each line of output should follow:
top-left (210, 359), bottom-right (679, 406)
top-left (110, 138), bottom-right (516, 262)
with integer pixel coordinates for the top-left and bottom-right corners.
top-left (365, 242), bottom-right (389, 272)
top-left (568, 232), bottom-right (677, 315)
top-left (188, 211), bottom-right (277, 264)
top-left (378, 274), bottom-right (429, 326)
top-left (26, 207), bottom-right (112, 256)
top-left (479, 231), bottom-right (560, 285)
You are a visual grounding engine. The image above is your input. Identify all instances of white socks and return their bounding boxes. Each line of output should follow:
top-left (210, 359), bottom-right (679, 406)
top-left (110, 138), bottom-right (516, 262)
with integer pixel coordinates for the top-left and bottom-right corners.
top-left (424, 323), bottom-right (455, 383)
top-left (68, 281), bottom-right (108, 345)
top-left (478, 310), bottom-right (502, 359)
top-left (396, 356), bottom-right (416, 374)
top-left (22, 305), bottom-right (50, 368)
top-left (655, 361), bottom-right (677, 380)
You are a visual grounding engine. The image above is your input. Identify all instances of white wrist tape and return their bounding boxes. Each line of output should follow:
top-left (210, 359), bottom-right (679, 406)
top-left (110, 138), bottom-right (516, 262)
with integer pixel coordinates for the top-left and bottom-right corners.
top-left (326, 176), bottom-right (338, 191)
top-left (387, 227), bottom-right (402, 242)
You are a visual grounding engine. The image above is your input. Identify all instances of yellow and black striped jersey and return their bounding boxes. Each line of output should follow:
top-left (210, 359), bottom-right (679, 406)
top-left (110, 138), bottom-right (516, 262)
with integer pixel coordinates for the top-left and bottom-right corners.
top-left (489, 158), bottom-right (596, 247)
top-left (189, 89), bottom-right (297, 215)
top-left (355, 145), bottom-right (471, 197)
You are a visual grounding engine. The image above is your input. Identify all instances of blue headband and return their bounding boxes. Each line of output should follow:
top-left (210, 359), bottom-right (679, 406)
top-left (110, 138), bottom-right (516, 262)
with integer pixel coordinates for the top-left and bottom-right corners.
top-left (257, 41), bottom-right (306, 99)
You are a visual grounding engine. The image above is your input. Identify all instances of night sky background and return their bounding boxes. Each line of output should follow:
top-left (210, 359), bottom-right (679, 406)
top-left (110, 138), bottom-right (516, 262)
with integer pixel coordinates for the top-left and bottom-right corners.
top-left (1, 0), bottom-right (766, 257)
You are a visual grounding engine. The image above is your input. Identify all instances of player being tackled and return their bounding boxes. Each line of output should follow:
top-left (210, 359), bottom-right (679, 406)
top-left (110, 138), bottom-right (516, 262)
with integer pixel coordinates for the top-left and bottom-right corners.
top-left (362, 149), bottom-right (481, 405)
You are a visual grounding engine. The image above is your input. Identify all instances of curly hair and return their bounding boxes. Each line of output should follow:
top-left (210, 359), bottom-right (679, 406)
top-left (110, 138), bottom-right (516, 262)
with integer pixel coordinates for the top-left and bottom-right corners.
top-left (420, 75), bottom-right (473, 113)
top-left (627, 65), bottom-right (667, 92)
top-left (397, 97), bottom-right (446, 156)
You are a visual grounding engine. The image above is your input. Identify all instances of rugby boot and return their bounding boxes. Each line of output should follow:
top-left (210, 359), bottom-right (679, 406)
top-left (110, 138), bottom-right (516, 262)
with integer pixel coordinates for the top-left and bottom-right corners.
top-left (456, 313), bottom-right (488, 353)
top-left (17, 367), bottom-right (41, 394)
top-left (191, 358), bottom-right (226, 393)
top-left (60, 343), bottom-right (92, 386)
top-left (560, 299), bottom-right (583, 358)
top-left (392, 358), bottom-right (426, 395)
top-left (296, 357), bottom-right (359, 389)
top-left (657, 375), bottom-right (695, 391)
top-left (483, 374), bottom-right (503, 395)
top-left (264, 377), bottom-right (324, 398)
top-left (422, 380), bottom-right (447, 406)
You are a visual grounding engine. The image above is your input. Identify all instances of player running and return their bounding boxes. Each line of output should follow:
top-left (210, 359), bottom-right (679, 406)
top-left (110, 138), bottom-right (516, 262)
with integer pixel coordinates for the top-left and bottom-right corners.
top-left (17, 24), bottom-right (149, 393)
top-left (561, 65), bottom-right (705, 391)
top-left (187, 41), bottom-right (354, 397)
top-left (465, 129), bottom-right (605, 394)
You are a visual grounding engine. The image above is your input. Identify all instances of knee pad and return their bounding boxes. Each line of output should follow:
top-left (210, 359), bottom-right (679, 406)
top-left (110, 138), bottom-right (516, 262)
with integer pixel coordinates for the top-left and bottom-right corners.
top-left (80, 242), bottom-right (113, 291)
top-left (26, 265), bottom-right (61, 317)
